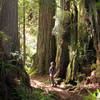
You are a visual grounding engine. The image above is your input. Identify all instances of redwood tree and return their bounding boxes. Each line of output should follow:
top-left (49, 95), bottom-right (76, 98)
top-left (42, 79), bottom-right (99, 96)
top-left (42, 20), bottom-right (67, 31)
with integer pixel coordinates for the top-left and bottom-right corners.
top-left (55, 0), bottom-right (98, 83)
top-left (36, 0), bottom-right (56, 74)
top-left (0, 1), bottom-right (30, 100)
top-left (0, 0), bottom-right (20, 56)
top-left (55, 0), bottom-right (78, 82)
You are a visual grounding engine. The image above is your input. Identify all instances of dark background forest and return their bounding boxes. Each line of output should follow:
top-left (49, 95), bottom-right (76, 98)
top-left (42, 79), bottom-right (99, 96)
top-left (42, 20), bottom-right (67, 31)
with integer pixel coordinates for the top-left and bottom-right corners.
top-left (0, 0), bottom-right (100, 100)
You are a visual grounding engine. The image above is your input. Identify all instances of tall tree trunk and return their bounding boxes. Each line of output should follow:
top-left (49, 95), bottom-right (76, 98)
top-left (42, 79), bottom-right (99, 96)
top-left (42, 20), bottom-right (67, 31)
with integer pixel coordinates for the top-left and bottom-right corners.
top-left (81, 0), bottom-right (100, 65)
top-left (55, 0), bottom-right (70, 78)
top-left (23, 0), bottom-right (26, 66)
top-left (65, 0), bottom-right (78, 83)
top-left (0, 1), bottom-right (30, 100)
top-left (55, 0), bottom-right (78, 82)
top-left (36, 0), bottom-right (56, 74)
top-left (0, 0), bottom-right (20, 56)
top-left (93, 1), bottom-right (100, 66)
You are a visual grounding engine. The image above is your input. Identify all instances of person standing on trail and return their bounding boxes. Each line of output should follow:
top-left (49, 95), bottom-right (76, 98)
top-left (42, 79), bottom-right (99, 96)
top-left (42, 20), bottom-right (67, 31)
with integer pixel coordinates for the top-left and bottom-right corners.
top-left (49, 61), bottom-right (55, 87)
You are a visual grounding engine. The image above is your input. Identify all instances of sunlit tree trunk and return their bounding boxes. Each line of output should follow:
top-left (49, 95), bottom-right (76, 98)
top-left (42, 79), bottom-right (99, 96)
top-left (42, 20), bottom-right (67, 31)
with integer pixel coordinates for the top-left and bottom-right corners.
top-left (36, 0), bottom-right (56, 74)
top-left (65, 0), bottom-right (79, 83)
top-left (55, 0), bottom-right (78, 83)
top-left (23, 0), bottom-right (26, 66)
top-left (55, 0), bottom-right (70, 79)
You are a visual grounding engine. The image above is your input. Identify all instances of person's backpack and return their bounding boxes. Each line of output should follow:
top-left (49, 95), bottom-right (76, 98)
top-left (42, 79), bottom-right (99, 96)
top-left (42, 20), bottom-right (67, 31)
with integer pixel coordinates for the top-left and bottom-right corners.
top-left (49, 66), bottom-right (54, 75)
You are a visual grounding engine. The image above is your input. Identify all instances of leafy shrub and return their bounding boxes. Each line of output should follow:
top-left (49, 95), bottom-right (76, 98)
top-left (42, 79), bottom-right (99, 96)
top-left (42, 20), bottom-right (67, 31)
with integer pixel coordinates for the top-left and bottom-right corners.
top-left (16, 86), bottom-right (56, 100)
top-left (80, 88), bottom-right (100, 100)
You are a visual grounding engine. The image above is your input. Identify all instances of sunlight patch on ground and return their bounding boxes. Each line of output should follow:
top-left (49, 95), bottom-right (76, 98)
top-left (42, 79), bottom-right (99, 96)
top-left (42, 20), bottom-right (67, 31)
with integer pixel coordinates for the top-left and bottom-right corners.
top-left (84, 83), bottom-right (99, 89)
top-left (30, 79), bottom-right (64, 92)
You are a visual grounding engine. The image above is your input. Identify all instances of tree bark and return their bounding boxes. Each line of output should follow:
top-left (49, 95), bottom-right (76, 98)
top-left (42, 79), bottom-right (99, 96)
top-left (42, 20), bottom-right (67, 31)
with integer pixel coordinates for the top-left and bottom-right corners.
top-left (55, 0), bottom-right (71, 79)
top-left (65, 0), bottom-right (79, 83)
top-left (55, 0), bottom-right (78, 82)
top-left (0, 0), bottom-right (20, 56)
top-left (94, 1), bottom-right (100, 65)
top-left (36, 0), bottom-right (56, 74)
top-left (0, 1), bottom-right (30, 100)
top-left (23, 0), bottom-right (26, 66)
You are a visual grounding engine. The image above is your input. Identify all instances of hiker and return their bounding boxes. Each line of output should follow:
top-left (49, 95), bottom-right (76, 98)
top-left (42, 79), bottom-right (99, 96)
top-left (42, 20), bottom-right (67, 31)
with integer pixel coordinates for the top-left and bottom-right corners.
top-left (49, 61), bottom-right (55, 87)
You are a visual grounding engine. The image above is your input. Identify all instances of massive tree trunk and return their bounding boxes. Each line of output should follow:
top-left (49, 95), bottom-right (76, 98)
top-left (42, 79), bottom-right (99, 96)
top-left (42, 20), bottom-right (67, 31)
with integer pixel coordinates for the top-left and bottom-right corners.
top-left (55, 0), bottom-right (78, 82)
top-left (36, 0), bottom-right (56, 74)
top-left (65, 0), bottom-right (78, 83)
top-left (0, 1), bottom-right (30, 100)
top-left (80, 0), bottom-right (100, 66)
top-left (55, 0), bottom-right (97, 83)
top-left (0, 0), bottom-right (20, 56)
top-left (55, 0), bottom-right (70, 79)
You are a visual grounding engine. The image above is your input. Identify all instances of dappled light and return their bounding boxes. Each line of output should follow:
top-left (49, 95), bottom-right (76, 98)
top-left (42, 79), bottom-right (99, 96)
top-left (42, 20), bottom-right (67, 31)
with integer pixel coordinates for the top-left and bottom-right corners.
top-left (0, 0), bottom-right (100, 100)
top-left (84, 84), bottom-right (99, 89)
top-left (30, 75), bottom-right (100, 100)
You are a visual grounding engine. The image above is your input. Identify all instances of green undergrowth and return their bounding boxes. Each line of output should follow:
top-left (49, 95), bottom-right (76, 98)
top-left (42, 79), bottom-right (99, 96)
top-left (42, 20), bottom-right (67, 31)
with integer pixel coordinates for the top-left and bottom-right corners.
top-left (16, 86), bottom-right (57, 100)
top-left (0, 53), bottom-right (59, 100)
top-left (79, 88), bottom-right (100, 100)
top-left (0, 52), bottom-right (30, 100)
top-left (25, 65), bottom-right (38, 76)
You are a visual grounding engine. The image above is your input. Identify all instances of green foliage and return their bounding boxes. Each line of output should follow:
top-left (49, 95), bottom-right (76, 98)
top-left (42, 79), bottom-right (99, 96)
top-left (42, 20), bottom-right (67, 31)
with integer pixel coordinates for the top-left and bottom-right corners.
top-left (0, 52), bottom-right (22, 79)
top-left (96, 2), bottom-right (100, 9)
top-left (80, 88), bottom-right (100, 100)
top-left (75, 0), bottom-right (82, 5)
top-left (24, 52), bottom-right (37, 75)
top-left (91, 64), bottom-right (97, 70)
top-left (34, 89), bottom-right (56, 100)
top-left (0, 52), bottom-right (26, 100)
top-left (44, 79), bottom-right (50, 84)
top-left (16, 86), bottom-right (56, 100)
top-left (0, 0), bottom-right (7, 11)
top-left (0, 31), bottom-right (8, 41)
top-left (18, 0), bottom-right (39, 35)
top-left (16, 86), bottom-right (35, 100)
top-left (18, 0), bottom-right (38, 69)
top-left (0, 53), bottom-right (56, 100)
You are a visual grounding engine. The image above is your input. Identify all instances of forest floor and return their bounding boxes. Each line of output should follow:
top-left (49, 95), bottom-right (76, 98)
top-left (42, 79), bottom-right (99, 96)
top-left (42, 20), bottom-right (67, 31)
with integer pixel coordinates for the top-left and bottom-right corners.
top-left (30, 74), bottom-right (99, 100)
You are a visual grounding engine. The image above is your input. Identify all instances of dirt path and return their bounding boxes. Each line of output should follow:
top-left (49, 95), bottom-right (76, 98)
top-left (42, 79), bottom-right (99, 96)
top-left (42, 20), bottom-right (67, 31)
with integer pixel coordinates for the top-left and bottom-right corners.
top-left (30, 75), bottom-right (99, 100)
